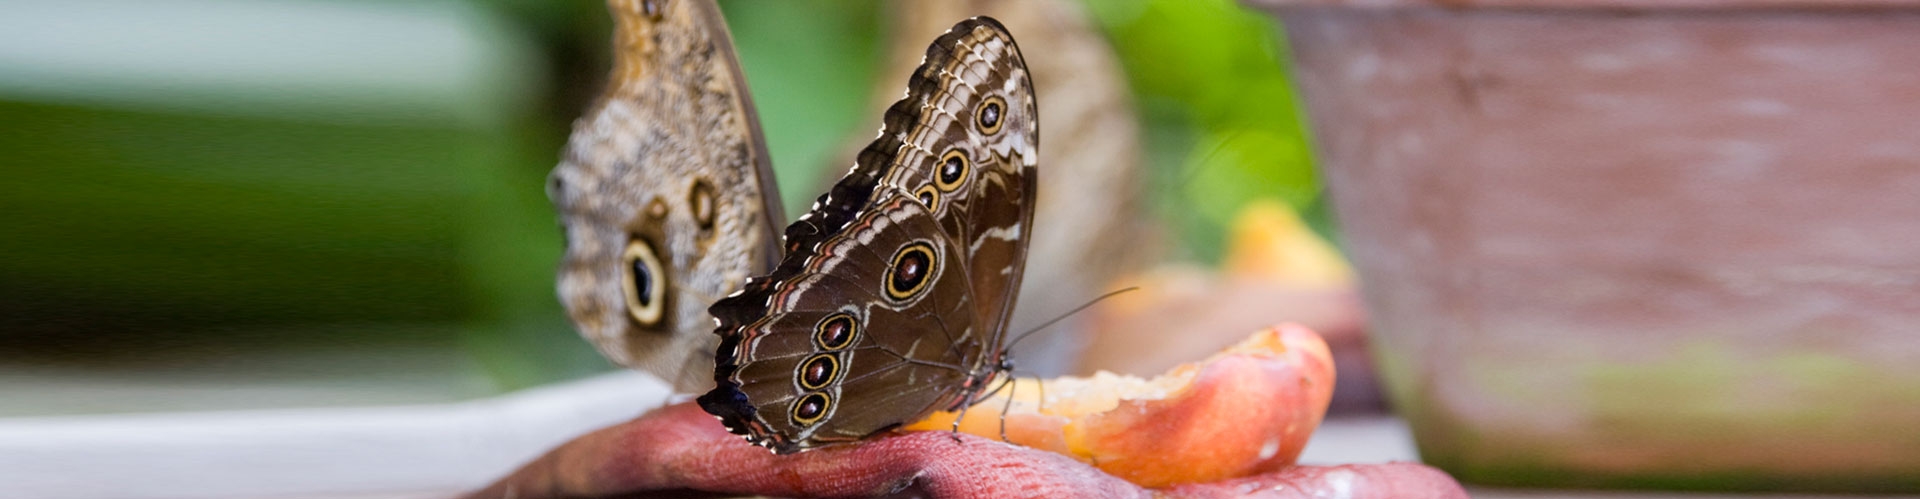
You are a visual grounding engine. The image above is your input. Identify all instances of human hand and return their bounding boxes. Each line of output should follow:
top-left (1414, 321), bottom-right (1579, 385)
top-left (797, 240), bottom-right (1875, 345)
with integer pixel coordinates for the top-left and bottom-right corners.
top-left (463, 401), bottom-right (1467, 499)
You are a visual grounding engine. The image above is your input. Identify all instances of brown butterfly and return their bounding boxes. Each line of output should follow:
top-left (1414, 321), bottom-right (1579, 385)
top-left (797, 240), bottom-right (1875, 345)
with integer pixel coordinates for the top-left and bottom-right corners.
top-left (699, 17), bottom-right (1039, 453)
top-left (550, 0), bottom-right (784, 393)
top-left (858, 0), bottom-right (1154, 376)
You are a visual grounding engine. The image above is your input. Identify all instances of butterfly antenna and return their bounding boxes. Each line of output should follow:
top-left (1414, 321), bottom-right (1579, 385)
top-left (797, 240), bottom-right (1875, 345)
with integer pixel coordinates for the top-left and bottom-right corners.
top-left (1004, 287), bottom-right (1142, 351)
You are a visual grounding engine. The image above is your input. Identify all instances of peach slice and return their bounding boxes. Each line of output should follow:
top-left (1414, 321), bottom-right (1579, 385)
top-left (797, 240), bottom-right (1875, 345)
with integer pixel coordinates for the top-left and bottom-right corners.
top-left (907, 324), bottom-right (1336, 488)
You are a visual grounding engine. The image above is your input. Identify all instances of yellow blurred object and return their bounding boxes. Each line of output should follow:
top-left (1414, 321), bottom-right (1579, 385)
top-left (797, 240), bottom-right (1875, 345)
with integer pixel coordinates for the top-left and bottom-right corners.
top-left (1076, 200), bottom-right (1371, 411)
top-left (1221, 199), bottom-right (1352, 288)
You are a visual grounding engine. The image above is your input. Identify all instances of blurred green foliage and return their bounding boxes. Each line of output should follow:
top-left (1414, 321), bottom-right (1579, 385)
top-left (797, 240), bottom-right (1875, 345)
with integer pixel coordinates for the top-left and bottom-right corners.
top-left (720, 0), bottom-right (884, 216)
top-left (0, 0), bottom-right (1315, 401)
top-left (1082, 0), bottom-right (1322, 261)
top-left (0, 101), bottom-right (471, 331)
top-left (0, 0), bottom-right (591, 397)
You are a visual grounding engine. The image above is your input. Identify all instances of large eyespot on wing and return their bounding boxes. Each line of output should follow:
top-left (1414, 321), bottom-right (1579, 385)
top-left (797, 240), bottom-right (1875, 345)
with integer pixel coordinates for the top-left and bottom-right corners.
top-left (621, 236), bottom-right (668, 326)
top-left (789, 392), bottom-right (832, 426)
top-left (795, 354), bottom-right (841, 390)
top-left (882, 240), bottom-right (939, 302)
top-left (913, 184), bottom-right (940, 212)
top-left (814, 312), bottom-right (858, 351)
top-left (973, 95), bottom-right (1007, 135)
top-left (935, 149), bottom-right (969, 192)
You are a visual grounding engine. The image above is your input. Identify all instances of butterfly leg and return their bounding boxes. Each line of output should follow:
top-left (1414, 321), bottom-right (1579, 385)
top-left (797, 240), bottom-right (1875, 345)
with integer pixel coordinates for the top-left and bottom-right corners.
top-left (970, 367), bottom-right (1020, 443)
top-left (998, 375), bottom-right (1016, 443)
top-left (948, 403), bottom-right (970, 445)
top-left (994, 356), bottom-right (1020, 443)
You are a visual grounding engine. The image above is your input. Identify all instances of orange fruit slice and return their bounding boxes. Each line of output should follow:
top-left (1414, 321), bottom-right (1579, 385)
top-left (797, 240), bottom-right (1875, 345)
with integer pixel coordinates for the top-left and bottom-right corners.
top-left (908, 324), bottom-right (1336, 487)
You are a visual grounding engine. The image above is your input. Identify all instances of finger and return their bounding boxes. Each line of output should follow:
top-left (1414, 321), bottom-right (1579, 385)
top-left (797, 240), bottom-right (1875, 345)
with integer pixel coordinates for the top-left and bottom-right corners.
top-left (464, 401), bottom-right (1466, 499)
top-left (463, 402), bottom-right (1143, 499)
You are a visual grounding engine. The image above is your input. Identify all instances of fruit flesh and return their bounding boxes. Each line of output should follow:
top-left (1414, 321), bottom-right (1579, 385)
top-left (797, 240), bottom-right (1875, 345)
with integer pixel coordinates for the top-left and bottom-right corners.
top-left (908, 324), bottom-right (1336, 487)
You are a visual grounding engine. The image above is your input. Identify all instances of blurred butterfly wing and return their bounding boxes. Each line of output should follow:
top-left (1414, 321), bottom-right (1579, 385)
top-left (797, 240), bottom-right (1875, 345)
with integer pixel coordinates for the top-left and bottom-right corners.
top-left (696, 0), bottom-right (787, 230)
top-left (551, 0), bottom-right (783, 393)
top-left (702, 17), bottom-right (1037, 453)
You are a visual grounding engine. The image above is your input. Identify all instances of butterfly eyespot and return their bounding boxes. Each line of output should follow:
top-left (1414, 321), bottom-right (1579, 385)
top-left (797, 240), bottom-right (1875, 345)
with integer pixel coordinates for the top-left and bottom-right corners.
top-left (645, 198), bottom-right (669, 219)
top-left (791, 392), bottom-right (831, 425)
top-left (621, 237), bottom-right (667, 327)
top-left (815, 313), bottom-right (858, 350)
top-left (884, 241), bottom-right (938, 301)
top-left (797, 354), bottom-right (840, 390)
top-left (913, 185), bottom-right (940, 211)
top-left (689, 178), bottom-right (717, 231)
top-left (640, 0), bottom-right (665, 21)
top-left (975, 95), bottom-right (1006, 135)
top-left (935, 149), bottom-right (969, 192)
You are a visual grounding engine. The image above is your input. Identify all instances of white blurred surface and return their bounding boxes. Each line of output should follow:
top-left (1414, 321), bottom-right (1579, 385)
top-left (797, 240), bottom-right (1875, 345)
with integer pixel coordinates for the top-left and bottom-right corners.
top-left (0, 0), bottom-right (539, 126)
top-left (0, 371), bottom-right (671, 499)
top-left (1297, 415), bottom-right (1420, 465)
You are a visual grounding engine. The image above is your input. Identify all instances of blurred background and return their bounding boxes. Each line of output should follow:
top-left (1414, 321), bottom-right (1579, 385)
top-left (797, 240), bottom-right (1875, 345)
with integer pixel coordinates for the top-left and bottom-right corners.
top-left (0, 0), bottom-right (1331, 415)
top-left (10, 0), bottom-right (1916, 497)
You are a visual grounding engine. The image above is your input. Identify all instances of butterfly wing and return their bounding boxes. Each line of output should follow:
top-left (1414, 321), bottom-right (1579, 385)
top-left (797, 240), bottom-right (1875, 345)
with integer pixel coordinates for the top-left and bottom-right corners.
top-left (701, 17), bottom-right (1038, 453)
top-left (551, 0), bottom-right (784, 393)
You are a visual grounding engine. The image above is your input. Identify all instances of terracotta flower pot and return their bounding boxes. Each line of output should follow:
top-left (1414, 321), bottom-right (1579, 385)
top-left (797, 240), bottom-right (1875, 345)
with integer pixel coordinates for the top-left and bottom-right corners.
top-left (1246, 0), bottom-right (1920, 492)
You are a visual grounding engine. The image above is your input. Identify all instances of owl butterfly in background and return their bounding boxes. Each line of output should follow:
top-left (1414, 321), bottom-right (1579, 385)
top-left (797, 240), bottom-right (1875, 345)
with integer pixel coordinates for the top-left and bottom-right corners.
top-left (550, 0), bottom-right (783, 393)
